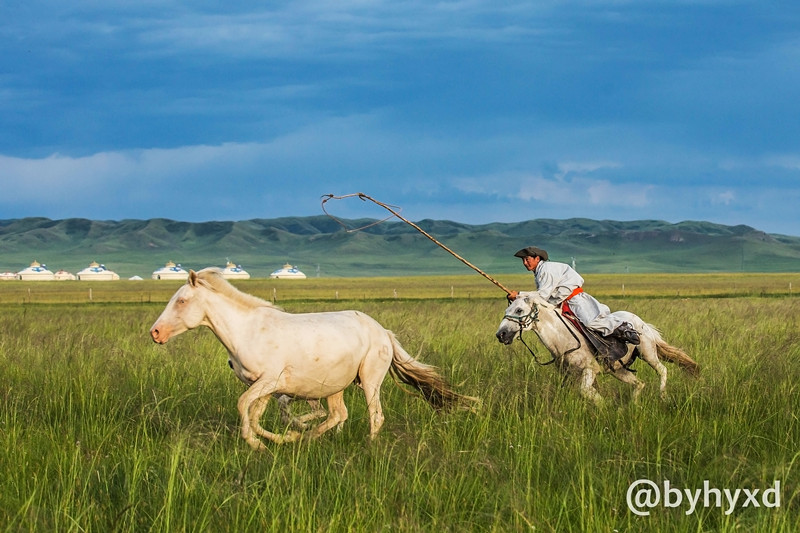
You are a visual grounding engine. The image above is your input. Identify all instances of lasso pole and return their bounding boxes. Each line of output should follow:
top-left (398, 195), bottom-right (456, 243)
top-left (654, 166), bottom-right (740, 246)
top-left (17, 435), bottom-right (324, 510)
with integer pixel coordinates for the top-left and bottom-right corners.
top-left (321, 192), bottom-right (512, 295)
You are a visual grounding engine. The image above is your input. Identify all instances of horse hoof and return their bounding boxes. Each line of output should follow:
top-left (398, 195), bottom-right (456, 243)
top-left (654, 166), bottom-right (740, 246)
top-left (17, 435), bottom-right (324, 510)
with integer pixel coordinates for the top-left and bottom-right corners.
top-left (246, 438), bottom-right (268, 451)
top-left (283, 430), bottom-right (303, 443)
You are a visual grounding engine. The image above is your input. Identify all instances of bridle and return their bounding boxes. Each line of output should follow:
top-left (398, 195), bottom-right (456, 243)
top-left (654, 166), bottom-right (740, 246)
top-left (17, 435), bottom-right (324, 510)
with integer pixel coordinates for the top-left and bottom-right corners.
top-left (503, 302), bottom-right (539, 329)
top-left (503, 301), bottom-right (556, 366)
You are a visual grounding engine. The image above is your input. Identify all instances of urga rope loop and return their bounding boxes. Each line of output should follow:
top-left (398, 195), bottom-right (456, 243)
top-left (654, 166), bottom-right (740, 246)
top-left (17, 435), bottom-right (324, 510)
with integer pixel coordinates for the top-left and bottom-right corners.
top-left (321, 192), bottom-right (512, 295)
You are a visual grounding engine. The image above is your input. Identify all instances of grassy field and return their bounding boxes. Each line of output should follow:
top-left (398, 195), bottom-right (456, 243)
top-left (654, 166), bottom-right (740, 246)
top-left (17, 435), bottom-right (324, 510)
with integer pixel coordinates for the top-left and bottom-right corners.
top-left (2, 272), bottom-right (800, 304)
top-left (0, 274), bottom-right (798, 531)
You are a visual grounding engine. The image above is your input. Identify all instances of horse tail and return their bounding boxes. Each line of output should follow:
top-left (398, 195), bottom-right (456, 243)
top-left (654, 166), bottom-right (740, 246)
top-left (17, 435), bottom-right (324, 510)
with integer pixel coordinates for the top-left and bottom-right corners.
top-left (388, 332), bottom-right (478, 411)
top-left (647, 324), bottom-right (700, 376)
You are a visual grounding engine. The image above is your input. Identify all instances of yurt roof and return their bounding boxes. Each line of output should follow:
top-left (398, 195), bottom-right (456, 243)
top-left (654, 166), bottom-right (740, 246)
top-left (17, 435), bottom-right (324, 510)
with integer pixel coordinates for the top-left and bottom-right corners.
top-left (222, 261), bottom-right (250, 279)
top-left (153, 261), bottom-right (187, 272)
top-left (18, 261), bottom-right (53, 273)
top-left (269, 263), bottom-right (306, 278)
top-left (77, 261), bottom-right (115, 274)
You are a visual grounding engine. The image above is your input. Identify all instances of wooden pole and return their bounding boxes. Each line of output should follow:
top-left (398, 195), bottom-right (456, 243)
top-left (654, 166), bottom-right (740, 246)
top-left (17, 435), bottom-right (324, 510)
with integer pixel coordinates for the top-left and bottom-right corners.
top-left (322, 192), bottom-right (512, 295)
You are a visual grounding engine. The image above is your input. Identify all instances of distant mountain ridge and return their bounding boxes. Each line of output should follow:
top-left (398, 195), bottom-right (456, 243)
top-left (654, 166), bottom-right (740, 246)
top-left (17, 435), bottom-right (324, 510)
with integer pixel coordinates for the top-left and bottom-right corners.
top-left (1, 216), bottom-right (798, 278)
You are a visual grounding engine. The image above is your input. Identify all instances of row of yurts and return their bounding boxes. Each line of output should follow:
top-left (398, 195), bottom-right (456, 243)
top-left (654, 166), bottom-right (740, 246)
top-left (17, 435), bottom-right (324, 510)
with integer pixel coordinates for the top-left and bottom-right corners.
top-left (0, 260), bottom-right (307, 281)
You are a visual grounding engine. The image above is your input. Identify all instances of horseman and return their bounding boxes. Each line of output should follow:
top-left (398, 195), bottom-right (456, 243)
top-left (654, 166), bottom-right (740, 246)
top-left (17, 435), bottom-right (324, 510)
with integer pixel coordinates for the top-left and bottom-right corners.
top-left (507, 246), bottom-right (640, 364)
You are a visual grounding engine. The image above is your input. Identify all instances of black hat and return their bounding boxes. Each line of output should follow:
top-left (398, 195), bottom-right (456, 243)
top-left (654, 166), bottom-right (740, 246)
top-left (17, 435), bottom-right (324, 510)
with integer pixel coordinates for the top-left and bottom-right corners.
top-left (514, 246), bottom-right (549, 261)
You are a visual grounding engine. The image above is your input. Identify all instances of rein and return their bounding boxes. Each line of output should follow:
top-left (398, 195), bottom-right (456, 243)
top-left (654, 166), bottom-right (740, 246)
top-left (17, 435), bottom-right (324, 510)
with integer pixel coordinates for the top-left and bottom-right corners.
top-left (554, 309), bottom-right (583, 357)
top-left (503, 302), bottom-right (556, 366)
top-left (504, 301), bottom-right (584, 365)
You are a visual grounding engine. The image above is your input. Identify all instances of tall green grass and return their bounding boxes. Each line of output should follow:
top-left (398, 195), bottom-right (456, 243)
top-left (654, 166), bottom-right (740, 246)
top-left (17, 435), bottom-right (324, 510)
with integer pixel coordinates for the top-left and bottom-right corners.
top-left (0, 281), bottom-right (798, 531)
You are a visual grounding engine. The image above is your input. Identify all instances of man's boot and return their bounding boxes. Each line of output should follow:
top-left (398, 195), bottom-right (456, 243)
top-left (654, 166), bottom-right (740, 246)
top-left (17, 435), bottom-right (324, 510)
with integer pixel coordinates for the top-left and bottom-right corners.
top-left (613, 322), bottom-right (640, 345)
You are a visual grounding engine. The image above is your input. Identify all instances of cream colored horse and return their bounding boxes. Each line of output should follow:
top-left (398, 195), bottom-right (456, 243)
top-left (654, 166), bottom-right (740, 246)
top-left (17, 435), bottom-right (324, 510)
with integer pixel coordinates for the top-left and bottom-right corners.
top-left (150, 268), bottom-right (475, 449)
top-left (496, 292), bottom-right (698, 405)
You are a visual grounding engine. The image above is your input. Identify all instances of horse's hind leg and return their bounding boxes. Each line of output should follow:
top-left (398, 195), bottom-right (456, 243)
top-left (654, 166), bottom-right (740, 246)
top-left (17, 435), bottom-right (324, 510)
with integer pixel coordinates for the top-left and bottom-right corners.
top-left (308, 391), bottom-right (349, 439)
top-left (638, 339), bottom-right (668, 399)
top-left (579, 367), bottom-right (604, 406)
top-left (358, 345), bottom-right (390, 440)
top-left (365, 388), bottom-right (384, 439)
top-left (358, 376), bottom-right (385, 440)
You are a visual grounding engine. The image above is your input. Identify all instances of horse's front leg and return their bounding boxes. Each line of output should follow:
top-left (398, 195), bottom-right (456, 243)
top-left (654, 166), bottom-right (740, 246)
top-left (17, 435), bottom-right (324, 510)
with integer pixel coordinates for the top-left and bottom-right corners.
top-left (250, 396), bottom-right (302, 441)
top-left (578, 367), bottom-right (604, 406)
top-left (299, 399), bottom-right (328, 426)
top-left (238, 381), bottom-right (301, 449)
top-left (277, 395), bottom-right (328, 431)
top-left (610, 368), bottom-right (646, 403)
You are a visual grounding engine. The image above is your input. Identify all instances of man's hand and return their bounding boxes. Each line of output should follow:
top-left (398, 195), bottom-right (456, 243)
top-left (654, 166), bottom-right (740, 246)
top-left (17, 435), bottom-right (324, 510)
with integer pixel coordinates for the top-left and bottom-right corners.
top-left (507, 290), bottom-right (519, 303)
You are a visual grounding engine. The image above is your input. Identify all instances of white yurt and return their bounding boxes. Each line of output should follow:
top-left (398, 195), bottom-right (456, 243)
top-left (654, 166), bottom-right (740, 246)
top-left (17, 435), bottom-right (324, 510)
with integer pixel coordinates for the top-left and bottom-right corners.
top-left (76, 261), bottom-right (119, 281)
top-left (221, 261), bottom-right (250, 280)
top-left (16, 261), bottom-right (55, 281)
top-left (54, 269), bottom-right (77, 281)
top-left (0, 271), bottom-right (17, 281)
top-left (269, 263), bottom-right (307, 279)
top-left (152, 261), bottom-right (189, 280)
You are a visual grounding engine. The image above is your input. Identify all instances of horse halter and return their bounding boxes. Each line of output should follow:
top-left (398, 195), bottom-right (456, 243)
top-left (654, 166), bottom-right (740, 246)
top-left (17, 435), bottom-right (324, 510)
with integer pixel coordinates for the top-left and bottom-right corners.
top-left (504, 301), bottom-right (555, 366)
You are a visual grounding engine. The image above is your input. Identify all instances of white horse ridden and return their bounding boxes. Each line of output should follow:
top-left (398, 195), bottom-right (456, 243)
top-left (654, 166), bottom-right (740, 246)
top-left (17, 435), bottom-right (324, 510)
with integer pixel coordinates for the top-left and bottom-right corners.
top-left (495, 292), bottom-right (699, 405)
top-left (150, 268), bottom-right (475, 449)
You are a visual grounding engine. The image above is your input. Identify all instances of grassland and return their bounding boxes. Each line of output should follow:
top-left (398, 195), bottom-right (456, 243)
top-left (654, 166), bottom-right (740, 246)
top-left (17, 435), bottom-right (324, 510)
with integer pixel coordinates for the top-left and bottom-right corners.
top-left (2, 272), bottom-right (800, 305)
top-left (1, 274), bottom-right (798, 531)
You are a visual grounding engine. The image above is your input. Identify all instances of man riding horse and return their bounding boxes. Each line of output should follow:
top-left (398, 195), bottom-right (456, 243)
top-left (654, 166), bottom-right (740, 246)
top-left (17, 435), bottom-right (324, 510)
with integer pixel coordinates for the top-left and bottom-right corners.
top-left (507, 246), bottom-right (640, 365)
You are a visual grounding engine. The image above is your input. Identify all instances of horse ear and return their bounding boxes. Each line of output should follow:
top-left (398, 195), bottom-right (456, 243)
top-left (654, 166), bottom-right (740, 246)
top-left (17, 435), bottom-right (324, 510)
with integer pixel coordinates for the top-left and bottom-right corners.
top-left (188, 269), bottom-right (198, 286)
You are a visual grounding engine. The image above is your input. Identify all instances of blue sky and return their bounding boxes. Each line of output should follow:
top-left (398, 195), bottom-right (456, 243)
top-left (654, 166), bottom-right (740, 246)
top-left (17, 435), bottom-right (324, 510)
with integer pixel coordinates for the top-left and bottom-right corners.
top-left (3, 1), bottom-right (800, 235)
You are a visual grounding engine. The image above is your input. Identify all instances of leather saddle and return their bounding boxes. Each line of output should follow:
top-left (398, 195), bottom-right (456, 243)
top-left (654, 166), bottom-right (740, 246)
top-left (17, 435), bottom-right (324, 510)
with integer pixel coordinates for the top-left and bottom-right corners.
top-left (560, 307), bottom-right (639, 371)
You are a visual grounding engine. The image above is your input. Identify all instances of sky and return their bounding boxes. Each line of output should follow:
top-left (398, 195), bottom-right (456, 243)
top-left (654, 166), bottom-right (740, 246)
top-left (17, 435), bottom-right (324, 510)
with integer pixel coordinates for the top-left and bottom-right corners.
top-left (3, 1), bottom-right (800, 235)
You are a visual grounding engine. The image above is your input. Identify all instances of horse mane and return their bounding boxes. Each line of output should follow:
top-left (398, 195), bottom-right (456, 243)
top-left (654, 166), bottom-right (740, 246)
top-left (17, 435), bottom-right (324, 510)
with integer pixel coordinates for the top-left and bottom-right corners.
top-left (194, 268), bottom-right (278, 309)
top-left (519, 291), bottom-right (555, 310)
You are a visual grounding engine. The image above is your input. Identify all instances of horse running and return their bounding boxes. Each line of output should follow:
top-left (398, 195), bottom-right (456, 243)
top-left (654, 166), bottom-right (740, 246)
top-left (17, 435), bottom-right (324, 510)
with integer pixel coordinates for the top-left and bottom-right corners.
top-left (495, 292), bottom-right (698, 404)
top-left (150, 268), bottom-right (475, 449)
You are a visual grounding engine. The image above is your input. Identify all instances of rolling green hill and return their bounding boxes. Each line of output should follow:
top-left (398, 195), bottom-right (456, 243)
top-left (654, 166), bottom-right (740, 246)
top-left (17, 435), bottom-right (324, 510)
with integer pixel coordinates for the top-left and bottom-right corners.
top-left (1, 216), bottom-right (799, 278)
